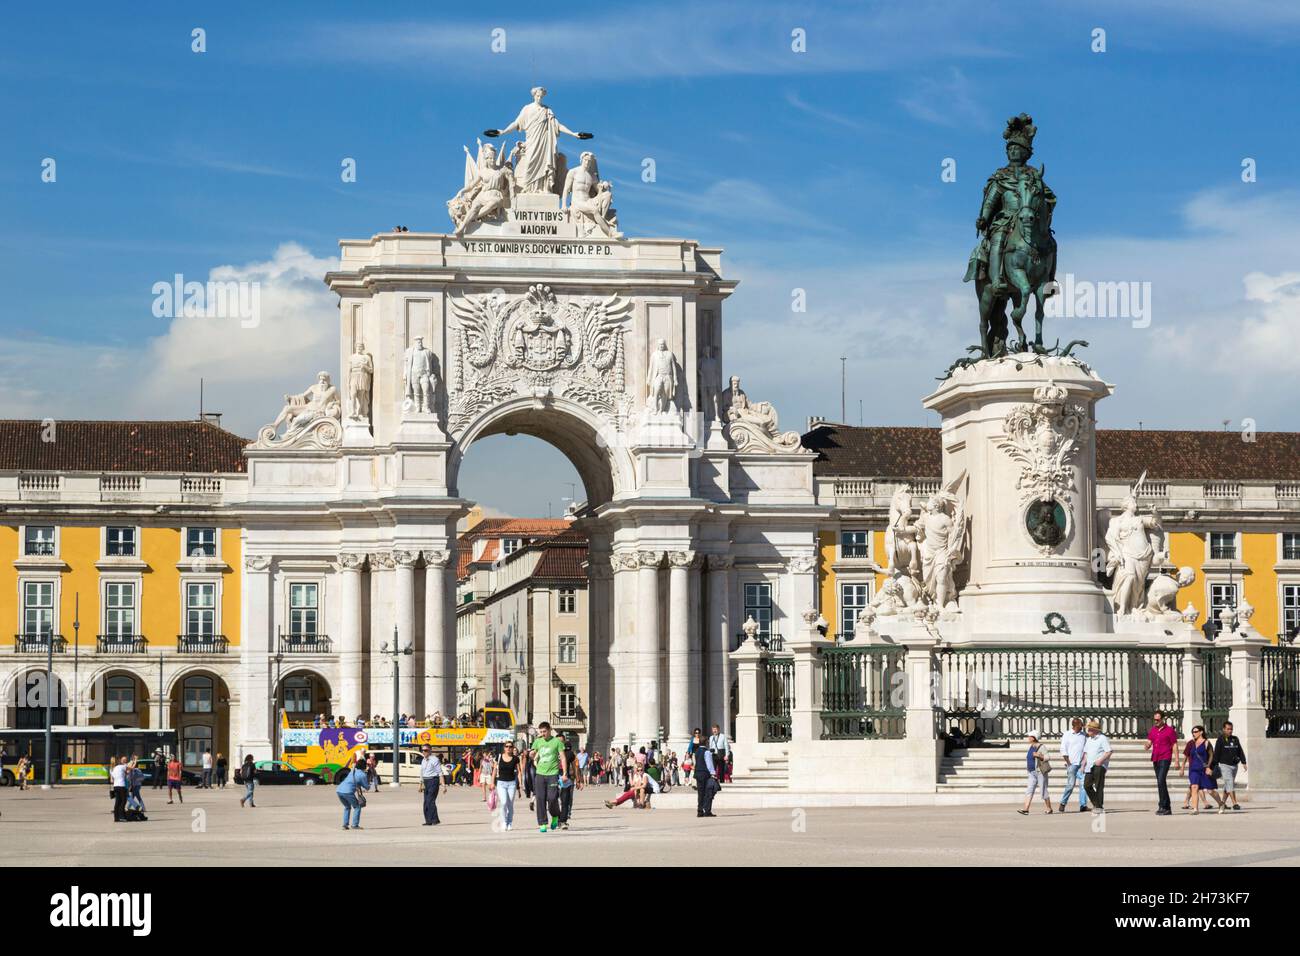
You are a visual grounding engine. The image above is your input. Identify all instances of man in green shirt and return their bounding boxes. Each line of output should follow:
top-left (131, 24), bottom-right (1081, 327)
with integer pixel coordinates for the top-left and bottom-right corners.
top-left (530, 722), bottom-right (568, 832)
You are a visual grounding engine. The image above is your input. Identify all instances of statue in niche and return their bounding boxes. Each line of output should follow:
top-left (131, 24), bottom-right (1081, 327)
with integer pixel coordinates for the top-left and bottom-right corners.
top-left (347, 341), bottom-right (373, 422)
top-left (647, 338), bottom-right (679, 414)
top-left (403, 336), bottom-right (440, 414)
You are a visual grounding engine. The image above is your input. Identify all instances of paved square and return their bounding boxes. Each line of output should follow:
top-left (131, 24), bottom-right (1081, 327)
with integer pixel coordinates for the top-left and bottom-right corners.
top-left (5, 784), bottom-right (1300, 867)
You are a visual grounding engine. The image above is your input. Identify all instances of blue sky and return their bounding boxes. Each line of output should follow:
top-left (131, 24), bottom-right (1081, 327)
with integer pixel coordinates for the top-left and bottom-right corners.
top-left (4, 1), bottom-right (1300, 515)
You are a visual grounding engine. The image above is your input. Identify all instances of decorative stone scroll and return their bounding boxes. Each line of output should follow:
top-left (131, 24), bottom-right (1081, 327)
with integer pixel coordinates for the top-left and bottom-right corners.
top-left (720, 375), bottom-right (802, 453)
top-left (255, 372), bottom-right (342, 450)
top-left (447, 284), bottom-right (633, 434)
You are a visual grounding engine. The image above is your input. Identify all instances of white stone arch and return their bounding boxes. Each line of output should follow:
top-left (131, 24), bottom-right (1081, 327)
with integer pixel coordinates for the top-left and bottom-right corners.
top-left (447, 394), bottom-right (635, 508)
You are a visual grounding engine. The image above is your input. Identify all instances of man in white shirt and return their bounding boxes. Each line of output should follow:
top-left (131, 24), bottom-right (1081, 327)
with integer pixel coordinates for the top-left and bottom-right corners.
top-left (110, 757), bottom-right (130, 823)
top-left (1057, 718), bottom-right (1089, 813)
top-left (709, 724), bottom-right (731, 783)
top-left (419, 746), bottom-right (443, 826)
top-left (201, 749), bottom-right (214, 789)
top-left (1081, 719), bottom-right (1113, 814)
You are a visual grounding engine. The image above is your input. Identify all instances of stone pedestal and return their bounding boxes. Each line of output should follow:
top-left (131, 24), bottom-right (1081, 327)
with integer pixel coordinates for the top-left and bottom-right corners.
top-left (397, 410), bottom-right (445, 443)
top-left (923, 356), bottom-right (1114, 636)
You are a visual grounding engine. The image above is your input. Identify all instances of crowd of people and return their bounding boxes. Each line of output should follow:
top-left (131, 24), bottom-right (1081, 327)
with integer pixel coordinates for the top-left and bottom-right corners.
top-left (1017, 711), bottom-right (1249, 817)
top-left (306, 710), bottom-right (489, 730)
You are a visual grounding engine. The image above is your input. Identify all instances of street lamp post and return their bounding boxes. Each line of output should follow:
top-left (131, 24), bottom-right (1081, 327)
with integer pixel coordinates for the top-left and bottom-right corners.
top-left (41, 628), bottom-right (53, 790)
top-left (270, 628), bottom-right (284, 760)
top-left (380, 625), bottom-right (413, 788)
top-left (72, 593), bottom-right (80, 725)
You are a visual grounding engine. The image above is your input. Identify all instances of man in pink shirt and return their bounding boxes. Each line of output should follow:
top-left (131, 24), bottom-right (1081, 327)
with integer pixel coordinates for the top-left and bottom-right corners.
top-left (1144, 709), bottom-right (1181, 816)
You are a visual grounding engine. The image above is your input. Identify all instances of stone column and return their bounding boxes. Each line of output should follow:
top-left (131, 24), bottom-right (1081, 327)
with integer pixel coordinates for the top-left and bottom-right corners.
top-left (337, 552), bottom-right (367, 720)
top-left (422, 549), bottom-right (451, 718)
top-left (786, 550), bottom-right (819, 642)
top-left (706, 555), bottom-right (734, 730)
top-left (636, 550), bottom-right (664, 744)
top-left (788, 609), bottom-right (832, 745)
top-left (367, 551), bottom-right (395, 712)
top-left (393, 550), bottom-right (419, 715)
top-left (1169, 625), bottom-right (1208, 737)
top-left (584, 554), bottom-right (613, 752)
top-left (900, 627), bottom-right (944, 792)
top-left (667, 550), bottom-right (694, 750)
top-left (1222, 629), bottom-right (1271, 751)
top-left (730, 635), bottom-right (767, 753)
top-left (238, 555), bottom-right (274, 758)
top-left (610, 551), bottom-right (639, 746)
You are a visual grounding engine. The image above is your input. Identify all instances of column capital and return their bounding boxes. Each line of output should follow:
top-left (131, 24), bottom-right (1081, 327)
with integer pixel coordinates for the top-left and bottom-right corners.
top-left (393, 549), bottom-right (421, 569)
top-left (244, 555), bottom-right (272, 573)
top-left (336, 552), bottom-right (367, 572)
top-left (369, 550), bottom-right (395, 569)
top-left (707, 554), bottom-right (735, 571)
top-left (636, 549), bottom-right (665, 569)
top-left (611, 550), bottom-right (640, 572)
top-left (667, 549), bottom-right (696, 569)
top-left (422, 549), bottom-right (451, 568)
top-left (788, 550), bottom-right (817, 574)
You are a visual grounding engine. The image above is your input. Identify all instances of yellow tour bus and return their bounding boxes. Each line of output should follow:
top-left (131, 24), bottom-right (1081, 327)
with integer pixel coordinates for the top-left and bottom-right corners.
top-left (278, 707), bottom-right (518, 784)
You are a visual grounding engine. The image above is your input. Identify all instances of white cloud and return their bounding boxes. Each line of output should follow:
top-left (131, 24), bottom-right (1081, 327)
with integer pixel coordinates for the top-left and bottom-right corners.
top-left (0, 243), bottom-right (338, 437)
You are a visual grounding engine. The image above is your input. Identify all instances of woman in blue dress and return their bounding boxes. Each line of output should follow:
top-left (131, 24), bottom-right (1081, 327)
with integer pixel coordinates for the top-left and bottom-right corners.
top-left (1184, 725), bottom-right (1225, 815)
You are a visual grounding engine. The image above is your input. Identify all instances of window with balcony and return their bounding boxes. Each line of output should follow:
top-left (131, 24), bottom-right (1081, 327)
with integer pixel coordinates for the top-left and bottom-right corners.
top-left (185, 582), bottom-right (216, 637)
top-left (557, 588), bottom-right (577, 614)
top-left (743, 582), bottom-right (773, 638)
top-left (22, 581), bottom-right (54, 635)
top-left (104, 582), bottom-right (136, 638)
top-left (558, 683), bottom-right (577, 719)
top-left (289, 583), bottom-right (318, 638)
top-left (1283, 584), bottom-right (1300, 641)
top-left (839, 583), bottom-right (871, 639)
top-left (1209, 532), bottom-right (1238, 561)
top-left (106, 526), bottom-right (136, 557)
top-left (23, 526), bottom-right (55, 557)
top-left (185, 527), bottom-right (217, 558)
top-left (839, 530), bottom-right (870, 560)
top-left (1284, 533), bottom-right (1300, 562)
top-left (558, 634), bottom-right (577, 664)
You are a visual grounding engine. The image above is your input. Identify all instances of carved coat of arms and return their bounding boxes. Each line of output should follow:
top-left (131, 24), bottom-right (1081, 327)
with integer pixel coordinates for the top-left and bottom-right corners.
top-left (448, 284), bottom-right (632, 434)
top-left (997, 380), bottom-right (1089, 508)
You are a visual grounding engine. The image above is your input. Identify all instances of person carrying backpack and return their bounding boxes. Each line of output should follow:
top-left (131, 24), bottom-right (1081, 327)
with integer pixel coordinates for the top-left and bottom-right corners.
top-left (238, 754), bottom-right (257, 808)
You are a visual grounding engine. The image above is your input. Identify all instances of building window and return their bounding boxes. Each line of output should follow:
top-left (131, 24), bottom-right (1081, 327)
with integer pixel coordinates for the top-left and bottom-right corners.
top-left (105, 675), bottom-right (136, 714)
top-left (185, 582), bottom-right (217, 636)
top-left (839, 583), bottom-right (871, 639)
top-left (1284, 533), bottom-right (1300, 562)
top-left (182, 724), bottom-right (213, 769)
top-left (557, 588), bottom-right (577, 614)
top-left (289, 583), bottom-right (318, 637)
top-left (743, 582), bottom-right (773, 638)
top-left (501, 538), bottom-right (520, 556)
top-left (22, 581), bottom-right (55, 636)
top-left (183, 675), bottom-right (214, 714)
top-left (106, 526), bottom-right (136, 557)
top-left (186, 527), bottom-right (217, 558)
top-left (104, 582), bottom-right (136, 638)
top-left (23, 526), bottom-right (55, 557)
top-left (1209, 532), bottom-right (1238, 561)
top-left (558, 683), bottom-right (577, 719)
top-left (283, 676), bottom-right (313, 714)
top-left (1209, 582), bottom-right (1238, 635)
top-left (1283, 584), bottom-right (1300, 641)
top-left (558, 634), bottom-right (577, 664)
top-left (840, 530), bottom-right (870, 560)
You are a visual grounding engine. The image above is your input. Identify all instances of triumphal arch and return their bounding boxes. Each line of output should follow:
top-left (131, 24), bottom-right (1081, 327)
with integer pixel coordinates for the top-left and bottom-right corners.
top-left (237, 88), bottom-right (822, 756)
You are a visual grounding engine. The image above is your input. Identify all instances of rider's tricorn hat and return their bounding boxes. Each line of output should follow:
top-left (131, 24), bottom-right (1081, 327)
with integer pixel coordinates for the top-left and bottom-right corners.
top-left (1003, 113), bottom-right (1038, 152)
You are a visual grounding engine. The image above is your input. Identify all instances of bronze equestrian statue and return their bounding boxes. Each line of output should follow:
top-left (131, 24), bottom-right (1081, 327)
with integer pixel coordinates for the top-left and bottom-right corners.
top-left (964, 114), bottom-right (1059, 357)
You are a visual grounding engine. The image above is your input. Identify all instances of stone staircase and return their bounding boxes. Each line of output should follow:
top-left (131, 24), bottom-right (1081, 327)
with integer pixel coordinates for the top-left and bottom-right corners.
top-left (727, 750), bottom-right (790, 792)
top-left (937, 740), bottom-right (1235, 801)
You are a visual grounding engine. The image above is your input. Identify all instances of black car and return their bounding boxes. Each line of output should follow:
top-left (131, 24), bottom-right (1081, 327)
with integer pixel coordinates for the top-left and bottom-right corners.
top-left (138, 760), bottom-right (203, 787)
top-left (249, 760), bottom-right (323, 785)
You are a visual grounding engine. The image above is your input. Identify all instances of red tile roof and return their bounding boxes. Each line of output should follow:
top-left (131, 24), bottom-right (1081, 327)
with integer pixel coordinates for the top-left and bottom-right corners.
top-left (0, 419), bottom-right (249, 474)
top-left (462, 518), bottom-right (574, 537)
top-left (804, 424), bottom-right (1300, 482)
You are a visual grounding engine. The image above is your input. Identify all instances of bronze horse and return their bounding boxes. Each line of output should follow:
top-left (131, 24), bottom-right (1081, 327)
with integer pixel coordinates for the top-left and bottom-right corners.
top-left (975, 193), bottom-right (1058, 356)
